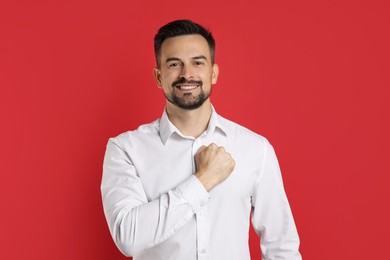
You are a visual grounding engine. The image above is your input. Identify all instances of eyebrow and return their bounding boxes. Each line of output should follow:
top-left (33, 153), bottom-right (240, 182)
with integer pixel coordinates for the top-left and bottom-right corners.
top-left (165, 57), bottom-right (181, 63)
top-left (192, 55), bottom-right (207, 60)
top-left (165, 55), bottom-right (208, 63)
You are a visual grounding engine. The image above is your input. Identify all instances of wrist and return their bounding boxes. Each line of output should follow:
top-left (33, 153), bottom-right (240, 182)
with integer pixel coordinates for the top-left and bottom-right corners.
top-left (195, 171), bottom-right (215, 192)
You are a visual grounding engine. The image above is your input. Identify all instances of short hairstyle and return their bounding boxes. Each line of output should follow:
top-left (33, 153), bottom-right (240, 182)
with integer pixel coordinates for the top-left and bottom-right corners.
top-left (154, 19), bottom-right (215, 68)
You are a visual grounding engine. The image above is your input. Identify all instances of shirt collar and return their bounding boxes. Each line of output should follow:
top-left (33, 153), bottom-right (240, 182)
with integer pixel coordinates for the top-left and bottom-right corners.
top-left (159, 105), bottom-right (228, 145)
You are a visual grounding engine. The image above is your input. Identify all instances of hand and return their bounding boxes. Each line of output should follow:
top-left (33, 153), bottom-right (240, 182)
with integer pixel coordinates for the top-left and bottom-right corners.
top-left (194, 143), bottom-right (235, 191)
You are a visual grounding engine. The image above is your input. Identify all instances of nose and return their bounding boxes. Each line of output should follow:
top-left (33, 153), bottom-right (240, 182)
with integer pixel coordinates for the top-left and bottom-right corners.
top-left (179, 65), bottom-right (194, 80)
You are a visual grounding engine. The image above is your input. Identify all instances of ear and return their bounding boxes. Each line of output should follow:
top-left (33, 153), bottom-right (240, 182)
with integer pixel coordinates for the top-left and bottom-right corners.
top-left (211, 63), bottom-right (219, 84)
top-left (153, 68), bottom-right (162, 88)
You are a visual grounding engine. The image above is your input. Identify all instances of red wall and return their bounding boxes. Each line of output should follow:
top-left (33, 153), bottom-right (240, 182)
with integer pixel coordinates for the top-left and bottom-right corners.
top-left (1, 0), bottom-right (389, 259)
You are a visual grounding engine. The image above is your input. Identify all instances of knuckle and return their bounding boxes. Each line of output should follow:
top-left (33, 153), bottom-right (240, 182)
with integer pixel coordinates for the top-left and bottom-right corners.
top-left (198, 146), bottom-right (206, 153)
top-left (230, 159), bottom-right (235, 167)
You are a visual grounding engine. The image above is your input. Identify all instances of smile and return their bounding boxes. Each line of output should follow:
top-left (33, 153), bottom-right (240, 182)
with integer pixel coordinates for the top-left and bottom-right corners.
top-left (177, 85), bottom-right (198, 90)
top-left (175, 85), bottom-right (199, 91)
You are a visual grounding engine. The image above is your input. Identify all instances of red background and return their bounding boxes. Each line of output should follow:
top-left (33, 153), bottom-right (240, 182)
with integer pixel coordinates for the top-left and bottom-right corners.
top-left (1, 0), bottom-right (389, 259)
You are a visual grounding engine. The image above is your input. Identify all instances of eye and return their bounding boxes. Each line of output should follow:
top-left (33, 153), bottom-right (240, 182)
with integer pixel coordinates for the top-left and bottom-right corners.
top-left (195, 61), bottom-right (204, 66)
top-left (168, 62), bottom-right (182, 68)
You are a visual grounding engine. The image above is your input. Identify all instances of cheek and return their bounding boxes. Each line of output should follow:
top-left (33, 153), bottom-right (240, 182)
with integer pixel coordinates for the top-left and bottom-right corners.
top-left (162, 72), bottom-right (178, 83)
top-left (204, 73), bottom-right (215, 85)
top-left (161, 76), bottom-right (175, 91)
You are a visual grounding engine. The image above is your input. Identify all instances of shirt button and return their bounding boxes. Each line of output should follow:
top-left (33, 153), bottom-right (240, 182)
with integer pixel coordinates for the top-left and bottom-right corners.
top-left (201, 249), bottom-right (207, 254)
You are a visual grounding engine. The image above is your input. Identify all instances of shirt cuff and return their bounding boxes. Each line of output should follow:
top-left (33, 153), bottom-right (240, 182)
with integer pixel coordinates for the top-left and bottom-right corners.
top-left (177, 175), bottom-right (210, 213)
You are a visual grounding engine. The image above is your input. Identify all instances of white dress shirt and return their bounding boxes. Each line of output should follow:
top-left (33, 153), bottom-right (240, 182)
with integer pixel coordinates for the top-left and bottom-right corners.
top-left (101, 106), bottom-right (301, 260)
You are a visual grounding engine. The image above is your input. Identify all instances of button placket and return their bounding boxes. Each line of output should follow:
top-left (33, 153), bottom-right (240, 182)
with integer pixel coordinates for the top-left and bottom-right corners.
top-left (192, 135), bottom-right (209, 259)
top-left (191, 138), bottom-right (202, 173)
top-left (196, 203), bottom-right (209, 260)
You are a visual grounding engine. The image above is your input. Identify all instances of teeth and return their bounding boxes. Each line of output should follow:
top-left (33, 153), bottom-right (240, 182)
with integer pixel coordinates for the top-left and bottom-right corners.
top-left (179, 85), bottom-right (198, 90)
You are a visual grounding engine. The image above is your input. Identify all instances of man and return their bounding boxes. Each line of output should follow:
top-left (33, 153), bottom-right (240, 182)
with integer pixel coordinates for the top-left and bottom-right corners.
top-left (101, 19), bottom-right (301, 259)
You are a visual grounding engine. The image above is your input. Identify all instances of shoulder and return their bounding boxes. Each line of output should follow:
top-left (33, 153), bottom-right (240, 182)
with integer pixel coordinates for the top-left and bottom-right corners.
top-left (108, 118), bottom-right (161, 148)
top-left (218, 114), bottom-right (271, 148)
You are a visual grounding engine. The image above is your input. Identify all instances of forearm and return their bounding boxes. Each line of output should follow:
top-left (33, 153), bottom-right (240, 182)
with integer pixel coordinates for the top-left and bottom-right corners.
top-left (103, 181), bottom-right (202, 256)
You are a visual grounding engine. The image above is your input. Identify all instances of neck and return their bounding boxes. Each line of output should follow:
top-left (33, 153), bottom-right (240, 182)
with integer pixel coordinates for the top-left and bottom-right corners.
top-left (166, 100), bottom-right (212, 138)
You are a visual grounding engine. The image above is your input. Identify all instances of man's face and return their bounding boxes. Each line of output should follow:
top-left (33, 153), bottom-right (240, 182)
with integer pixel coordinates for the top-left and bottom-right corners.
top-left (154, 34), bottom-right (219, 110)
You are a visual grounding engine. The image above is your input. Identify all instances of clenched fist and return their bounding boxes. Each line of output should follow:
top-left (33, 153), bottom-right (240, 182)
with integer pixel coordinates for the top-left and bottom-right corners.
top-left (194, 143), bottom-right (235, 191)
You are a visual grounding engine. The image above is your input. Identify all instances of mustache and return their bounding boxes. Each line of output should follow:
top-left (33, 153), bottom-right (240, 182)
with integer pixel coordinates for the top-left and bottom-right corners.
top-left (172, 78), bottom-right (203, 88)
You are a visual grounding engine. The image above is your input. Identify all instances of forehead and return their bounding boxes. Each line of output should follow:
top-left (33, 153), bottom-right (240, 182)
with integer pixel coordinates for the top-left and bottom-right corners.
top-left (160, 34), bottom-right (211, 59)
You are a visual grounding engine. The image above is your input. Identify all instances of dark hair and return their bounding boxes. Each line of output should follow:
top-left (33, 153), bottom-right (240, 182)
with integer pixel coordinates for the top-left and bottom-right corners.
top-left (154, 19), bottom-right (215, 68)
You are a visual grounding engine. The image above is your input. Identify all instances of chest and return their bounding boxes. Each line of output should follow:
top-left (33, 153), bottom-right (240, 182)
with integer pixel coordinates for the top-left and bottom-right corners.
top-left (127, 134), bottom-right (261, 202)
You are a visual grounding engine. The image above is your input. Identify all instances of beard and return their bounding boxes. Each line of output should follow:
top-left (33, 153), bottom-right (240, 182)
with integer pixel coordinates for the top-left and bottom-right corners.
top-left (165, 79), bottom-right (211, 110)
